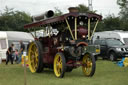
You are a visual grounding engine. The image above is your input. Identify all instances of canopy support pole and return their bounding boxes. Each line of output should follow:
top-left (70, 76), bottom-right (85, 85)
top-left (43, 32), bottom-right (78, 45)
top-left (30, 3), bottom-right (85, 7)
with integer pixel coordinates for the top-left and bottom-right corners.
top-left (75, 17), bottom-right (77, 40)
top-left (88, 18), bottom-right (91, 40)
top-left (90, 20), bottom-right (99, 40)
top-left (65, 18), bottom-right (75, 40)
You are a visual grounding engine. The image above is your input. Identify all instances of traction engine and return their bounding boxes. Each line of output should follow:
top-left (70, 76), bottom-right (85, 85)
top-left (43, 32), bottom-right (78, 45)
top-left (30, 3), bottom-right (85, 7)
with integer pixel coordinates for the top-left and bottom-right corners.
top-left (24, 7), bottom-right (102, 78)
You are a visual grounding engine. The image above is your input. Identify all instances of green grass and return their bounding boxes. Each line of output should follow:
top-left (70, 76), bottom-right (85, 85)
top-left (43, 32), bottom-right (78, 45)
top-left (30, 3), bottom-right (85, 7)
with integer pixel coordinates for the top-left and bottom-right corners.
top-left (0, 60), bottom-right (128, 85)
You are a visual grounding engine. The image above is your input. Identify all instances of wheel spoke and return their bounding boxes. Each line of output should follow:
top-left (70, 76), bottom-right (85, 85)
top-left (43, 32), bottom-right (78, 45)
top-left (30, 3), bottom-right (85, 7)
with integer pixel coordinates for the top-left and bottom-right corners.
top-left (28, 42), bottom-right (41, 73)
top-left (54, 53), bottom-right (66, 78)
top-left (82, 54), bottom-right (95, 76)
top-left (57, 66), bottom-right (60, 74)
top-left (31, 49), bottom-right (35, 53)
top-left (57, 56), bottom-right (60, 62)
top-left (35, 52), bottom-right (38, 57)
top-left (59, 60), bottom-right (62, 69)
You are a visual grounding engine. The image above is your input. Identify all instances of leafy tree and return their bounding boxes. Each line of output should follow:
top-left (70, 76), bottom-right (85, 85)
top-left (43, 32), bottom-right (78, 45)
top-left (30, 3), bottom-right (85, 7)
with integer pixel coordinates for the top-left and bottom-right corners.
top-left (54, 7), bottom-right (63, 16)
top-left (54, 4), bottom-right (96, 17)
top-left (0, 7), bottom-right (31, 31)
top-left (76, 4), bottom-right (96, 13)
top-left (117, 0), bottom-right (128, 30)
top-left (103, 15), bottom-right (121, 30)
top-left (97, 14), bottom-right (122, 31)
top-left (117, 0), bottom-right (128, 19)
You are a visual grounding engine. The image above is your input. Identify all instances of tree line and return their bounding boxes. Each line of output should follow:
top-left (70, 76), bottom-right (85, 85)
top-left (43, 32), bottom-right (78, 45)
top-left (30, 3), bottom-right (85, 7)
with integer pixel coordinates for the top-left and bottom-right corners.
top-left (0, 7), bottom-right (31, 32)
top-left (0, 0), bottom-right (128, 32)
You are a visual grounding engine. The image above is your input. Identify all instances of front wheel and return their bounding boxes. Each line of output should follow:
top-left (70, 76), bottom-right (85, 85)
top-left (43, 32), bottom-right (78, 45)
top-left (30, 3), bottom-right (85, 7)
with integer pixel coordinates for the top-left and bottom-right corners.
top-left (109, 52), bottom-right (117, 61)
top-left (54, 52), bottom-right (66, 78)
top-left (82, 53), bottom-right (96, 77)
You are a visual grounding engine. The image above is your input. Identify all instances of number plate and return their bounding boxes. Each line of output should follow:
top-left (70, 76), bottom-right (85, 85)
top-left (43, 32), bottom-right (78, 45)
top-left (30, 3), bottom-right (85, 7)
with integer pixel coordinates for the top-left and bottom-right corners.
top-left (96, 49), bottom-right (100, 53)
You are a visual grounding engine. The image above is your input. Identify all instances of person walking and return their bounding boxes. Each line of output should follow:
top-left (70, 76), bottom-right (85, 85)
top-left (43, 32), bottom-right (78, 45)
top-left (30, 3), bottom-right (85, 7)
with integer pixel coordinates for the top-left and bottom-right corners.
top-left (17, 40), bottom-right (25, 64)
top-left (6, 44), bottom-right (14, 65)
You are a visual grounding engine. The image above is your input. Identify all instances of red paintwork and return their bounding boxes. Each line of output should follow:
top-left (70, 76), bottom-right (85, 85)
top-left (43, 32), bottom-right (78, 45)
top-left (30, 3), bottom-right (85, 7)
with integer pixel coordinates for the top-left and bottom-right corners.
top-left (72, 26), bottom-right (88, 39)
top-left (76, 42), bottom-right (88, 46)
top-left (77, 26), bottom-right (88, 37)
top-left (66, 60), bottom-right (83, 67)
top-left (41, 36), bottom-right (59, 64)
top-left (40, 36), bottom-right (89, 67)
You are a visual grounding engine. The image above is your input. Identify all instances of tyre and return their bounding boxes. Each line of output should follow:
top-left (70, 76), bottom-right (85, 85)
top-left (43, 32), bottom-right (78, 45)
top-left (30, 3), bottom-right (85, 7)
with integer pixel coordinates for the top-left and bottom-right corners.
top-left (28, 41), bottom-right (44, 73)
top-left (82, 53), bottom-right (96, 77)
top-left (94, 55), bottom-right (98, 61)
top-left (54, 52), bottom-right (66, 78)
top-left (109, 52), bottom-right (117, 61)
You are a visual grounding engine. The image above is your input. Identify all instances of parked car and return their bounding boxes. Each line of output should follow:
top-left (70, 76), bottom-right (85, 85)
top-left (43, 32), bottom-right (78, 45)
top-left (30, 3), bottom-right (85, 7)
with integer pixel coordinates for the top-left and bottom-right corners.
top-left (94, 38), bottom-right (128, 61)
top-left (93, 31), bottom-right (128, 45)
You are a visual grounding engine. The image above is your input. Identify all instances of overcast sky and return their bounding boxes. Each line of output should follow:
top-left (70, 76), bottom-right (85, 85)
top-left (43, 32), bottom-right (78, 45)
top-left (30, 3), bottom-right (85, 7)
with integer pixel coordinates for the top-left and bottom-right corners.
top-left (0, 0), bottom-right (120, 18)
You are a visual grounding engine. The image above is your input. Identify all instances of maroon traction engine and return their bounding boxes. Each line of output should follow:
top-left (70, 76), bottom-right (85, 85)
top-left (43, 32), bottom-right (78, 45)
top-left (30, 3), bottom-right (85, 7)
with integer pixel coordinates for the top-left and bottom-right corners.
top-left (24, 7), bottom-right (102, 78)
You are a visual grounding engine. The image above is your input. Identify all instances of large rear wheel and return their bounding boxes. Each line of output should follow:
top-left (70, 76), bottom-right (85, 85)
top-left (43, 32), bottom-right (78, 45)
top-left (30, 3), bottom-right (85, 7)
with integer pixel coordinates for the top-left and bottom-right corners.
top-left (82, 53), bottom-right (96, 77)
top-left (54, 52), bottom-right (66, 78)
top-left (28, 41), bottom-right (43, 73)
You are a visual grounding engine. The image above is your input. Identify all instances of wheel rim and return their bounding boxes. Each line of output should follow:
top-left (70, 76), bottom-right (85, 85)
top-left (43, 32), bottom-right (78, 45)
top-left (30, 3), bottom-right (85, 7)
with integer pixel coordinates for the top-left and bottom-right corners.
top-left (28, 42), bottom-right (39, 73)
top-left (54, 54), bottom-right (63, 77)
top-left (110, 54), bottom-right (114, 61)
top-left (82, 54), bottom-right (93, 76)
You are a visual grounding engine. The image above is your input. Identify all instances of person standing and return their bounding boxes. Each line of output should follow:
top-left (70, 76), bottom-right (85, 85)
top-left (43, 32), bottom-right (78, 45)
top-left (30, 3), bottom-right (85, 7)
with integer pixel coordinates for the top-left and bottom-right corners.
top-left (17, 40), bottom-right (25, 64)
top-left (6, 44), bottom-right (14, 65)
top-left (12, 44), bottom-right (15, 62)
top-left (15, 49), bottom-right (19, 62)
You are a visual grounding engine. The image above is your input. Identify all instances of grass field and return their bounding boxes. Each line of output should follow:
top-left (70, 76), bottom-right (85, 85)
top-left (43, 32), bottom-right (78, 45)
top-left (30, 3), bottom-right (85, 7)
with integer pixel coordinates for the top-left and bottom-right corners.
top-left (0, 60), bottom-right (128, 85)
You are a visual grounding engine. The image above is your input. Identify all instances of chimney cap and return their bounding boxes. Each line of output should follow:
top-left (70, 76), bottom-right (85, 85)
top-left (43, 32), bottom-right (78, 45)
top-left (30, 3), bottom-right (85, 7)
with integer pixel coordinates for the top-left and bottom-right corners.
top-left (68, 7), bottom-right (78, 13)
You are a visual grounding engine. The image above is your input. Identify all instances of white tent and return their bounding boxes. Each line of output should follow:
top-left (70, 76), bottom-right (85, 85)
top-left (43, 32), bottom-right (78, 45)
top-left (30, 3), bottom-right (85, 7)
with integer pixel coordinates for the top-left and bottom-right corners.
top-left (6, 31), bottom-right (34, 41)
top-left (0, 31), bottom-right (34, 60)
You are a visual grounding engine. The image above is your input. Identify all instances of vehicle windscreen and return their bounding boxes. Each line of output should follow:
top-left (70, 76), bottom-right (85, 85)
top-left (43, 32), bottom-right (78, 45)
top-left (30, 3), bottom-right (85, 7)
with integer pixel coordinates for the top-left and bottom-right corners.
top-left (123, 38), bottom-right (128, 45)
top-left (106, 39), bottom-right (124, 46)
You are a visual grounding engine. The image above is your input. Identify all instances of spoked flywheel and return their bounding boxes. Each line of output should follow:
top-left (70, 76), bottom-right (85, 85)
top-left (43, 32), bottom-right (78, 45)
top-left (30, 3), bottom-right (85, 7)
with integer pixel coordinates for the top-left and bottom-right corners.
top-left (28, 41), bottom-right (43, 73)
top-left (54, 52), bottom-right (66, 78)
top-left (82, 53), bottom-right (96, 77)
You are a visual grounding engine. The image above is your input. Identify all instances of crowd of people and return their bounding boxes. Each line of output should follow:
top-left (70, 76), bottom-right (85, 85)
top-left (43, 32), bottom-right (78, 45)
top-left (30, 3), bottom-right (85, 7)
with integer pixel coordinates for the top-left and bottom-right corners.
top-left (6, 40), bottom-right (25, 65)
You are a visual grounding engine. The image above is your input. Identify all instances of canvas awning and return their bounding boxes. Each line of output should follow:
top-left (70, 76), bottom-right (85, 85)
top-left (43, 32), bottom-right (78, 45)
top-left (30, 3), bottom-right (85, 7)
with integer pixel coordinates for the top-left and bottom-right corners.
top-left (6, 31), bottom-right (34, 41)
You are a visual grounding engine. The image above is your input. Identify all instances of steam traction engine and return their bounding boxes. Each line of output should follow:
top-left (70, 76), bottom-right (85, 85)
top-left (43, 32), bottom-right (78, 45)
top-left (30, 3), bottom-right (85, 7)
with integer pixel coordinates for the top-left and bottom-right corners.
top-left (24, 7), bottom-right (102, 78)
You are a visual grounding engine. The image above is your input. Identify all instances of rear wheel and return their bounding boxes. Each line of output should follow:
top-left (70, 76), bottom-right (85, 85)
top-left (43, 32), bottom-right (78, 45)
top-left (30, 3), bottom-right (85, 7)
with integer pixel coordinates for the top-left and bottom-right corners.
top-left (82, 53), bottom-right (96, 77)
top-left (28, 41), bottom-right (44, 73)
top-left (54, 52), bottom-right (66, 78)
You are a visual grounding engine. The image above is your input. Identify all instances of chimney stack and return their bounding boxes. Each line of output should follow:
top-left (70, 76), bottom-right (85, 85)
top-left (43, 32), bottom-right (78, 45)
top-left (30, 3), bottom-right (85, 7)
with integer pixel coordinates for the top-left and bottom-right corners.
top-left (68, 7), bottom-right (78, 13)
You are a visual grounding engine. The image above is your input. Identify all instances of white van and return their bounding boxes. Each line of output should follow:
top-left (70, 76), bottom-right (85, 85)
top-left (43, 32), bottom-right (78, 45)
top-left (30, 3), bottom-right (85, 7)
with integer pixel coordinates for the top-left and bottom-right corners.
top-left (93, 31), bottom-right (128, 45)
top-left (0, 31), bottom-right (34, 60)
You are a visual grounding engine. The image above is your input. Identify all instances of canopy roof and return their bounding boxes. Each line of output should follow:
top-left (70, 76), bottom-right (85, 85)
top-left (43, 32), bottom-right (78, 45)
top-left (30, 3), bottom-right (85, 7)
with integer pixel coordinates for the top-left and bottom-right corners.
top-left (24, 12), bottom-right (102, 29)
